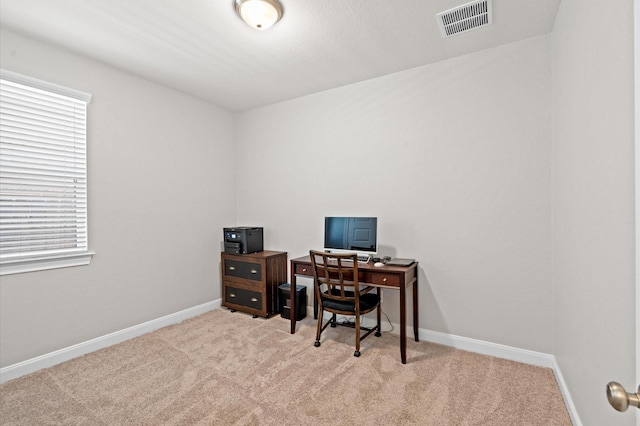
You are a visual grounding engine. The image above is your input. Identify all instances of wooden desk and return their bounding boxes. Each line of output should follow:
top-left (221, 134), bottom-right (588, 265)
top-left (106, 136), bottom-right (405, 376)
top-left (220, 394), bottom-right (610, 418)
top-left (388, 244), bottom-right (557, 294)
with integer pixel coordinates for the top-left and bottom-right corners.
top-left (289, 255), bottom-right (419, 364)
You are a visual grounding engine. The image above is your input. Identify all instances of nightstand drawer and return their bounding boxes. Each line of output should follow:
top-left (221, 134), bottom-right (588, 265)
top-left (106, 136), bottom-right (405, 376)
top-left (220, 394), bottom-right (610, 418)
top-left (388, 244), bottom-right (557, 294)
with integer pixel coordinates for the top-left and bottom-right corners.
top-left (224, 285), bottom-right (263, 310)
top-left (224, 259), bottom-right (262, 281)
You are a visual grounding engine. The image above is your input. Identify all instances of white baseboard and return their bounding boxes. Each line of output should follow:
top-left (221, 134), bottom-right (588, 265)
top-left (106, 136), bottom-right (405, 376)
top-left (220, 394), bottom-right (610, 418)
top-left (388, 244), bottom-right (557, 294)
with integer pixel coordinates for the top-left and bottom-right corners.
top-left (418, 328), bottom-right (555, 367)
top-left (551, 357), bottom-right (583, 426)
top-left (0, 299), bottom-right (221, 384)
top-left (319, 311), bottom-right (552, 366)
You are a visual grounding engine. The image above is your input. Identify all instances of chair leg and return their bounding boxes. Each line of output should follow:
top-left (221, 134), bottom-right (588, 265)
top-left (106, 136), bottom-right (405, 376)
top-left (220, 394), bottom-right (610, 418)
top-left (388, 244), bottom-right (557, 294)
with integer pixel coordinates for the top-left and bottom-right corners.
top-left (330, 313), bottom-right (337, 327)
top-left (354, 315), bottom-right (361, 357)
top-left (375, 304), bottom-right (382, 337)
top-left (314, 308), bottom-right (323, 347)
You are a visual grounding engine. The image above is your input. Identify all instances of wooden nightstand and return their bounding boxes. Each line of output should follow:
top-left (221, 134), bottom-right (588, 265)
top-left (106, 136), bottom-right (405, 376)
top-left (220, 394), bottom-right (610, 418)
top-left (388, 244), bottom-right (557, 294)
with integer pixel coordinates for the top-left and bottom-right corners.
top-left (221, 250), bottom-right (287, 318)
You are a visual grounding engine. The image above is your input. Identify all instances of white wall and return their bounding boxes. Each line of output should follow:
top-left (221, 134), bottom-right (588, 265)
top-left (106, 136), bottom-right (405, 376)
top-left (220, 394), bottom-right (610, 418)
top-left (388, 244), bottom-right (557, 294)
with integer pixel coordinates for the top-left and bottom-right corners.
top-left (551, 1), bottom-right (636, 425)
top-left (236, 36), bottom-right (554, 354)
top-left (0, 29), bottom-right (237, 367)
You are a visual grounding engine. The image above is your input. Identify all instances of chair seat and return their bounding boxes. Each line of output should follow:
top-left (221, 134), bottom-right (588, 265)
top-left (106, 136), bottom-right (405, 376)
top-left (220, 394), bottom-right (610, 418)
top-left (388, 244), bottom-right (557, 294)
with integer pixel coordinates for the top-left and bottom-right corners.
top-left (322, 292), bottom-right (379, 312)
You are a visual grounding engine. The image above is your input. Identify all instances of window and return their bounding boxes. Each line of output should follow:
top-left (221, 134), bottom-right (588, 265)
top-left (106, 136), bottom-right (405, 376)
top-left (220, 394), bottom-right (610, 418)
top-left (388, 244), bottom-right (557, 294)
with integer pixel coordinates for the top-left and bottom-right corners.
top-left (0, 69), bottom-right (93, 275)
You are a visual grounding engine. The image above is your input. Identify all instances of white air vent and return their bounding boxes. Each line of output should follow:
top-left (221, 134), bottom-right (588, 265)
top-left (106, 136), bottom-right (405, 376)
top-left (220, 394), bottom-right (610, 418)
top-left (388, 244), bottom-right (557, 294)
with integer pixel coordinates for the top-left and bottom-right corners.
top-left (436, 0), bottom-right (493, 38)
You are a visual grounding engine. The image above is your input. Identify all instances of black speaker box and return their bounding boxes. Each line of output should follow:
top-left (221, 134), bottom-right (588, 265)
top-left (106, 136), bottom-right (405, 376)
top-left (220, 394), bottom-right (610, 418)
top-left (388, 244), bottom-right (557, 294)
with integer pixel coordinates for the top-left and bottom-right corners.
top-left (278, 283), bottom-right (307, 320)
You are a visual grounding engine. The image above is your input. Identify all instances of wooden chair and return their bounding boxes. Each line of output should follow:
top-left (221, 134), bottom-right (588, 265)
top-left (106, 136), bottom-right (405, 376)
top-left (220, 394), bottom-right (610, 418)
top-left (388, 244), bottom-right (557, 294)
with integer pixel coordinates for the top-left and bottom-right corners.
top-left (309, 250), bottom-right (381, 357)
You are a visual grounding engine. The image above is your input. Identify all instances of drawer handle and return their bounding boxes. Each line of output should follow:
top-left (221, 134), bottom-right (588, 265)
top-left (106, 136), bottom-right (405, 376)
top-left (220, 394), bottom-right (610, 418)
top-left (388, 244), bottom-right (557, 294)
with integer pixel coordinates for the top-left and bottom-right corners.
top-left (382, 278), bottom-right (387, 282)
top-left (229, 293), bottom-right (236, 298)
top-left (302, 268), bottom-right (307, 272)
top-left (250, 297), bottom-right (258, 302)
top-left (250, 269), bottom-right (258, 274)
top-left (229, 266), bottom-right (236, 271)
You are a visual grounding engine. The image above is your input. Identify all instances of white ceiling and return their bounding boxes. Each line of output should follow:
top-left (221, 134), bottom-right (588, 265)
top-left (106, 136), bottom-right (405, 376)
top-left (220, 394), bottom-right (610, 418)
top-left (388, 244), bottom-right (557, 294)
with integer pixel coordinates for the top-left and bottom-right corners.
top-left (0, 0), bottom-right (560, 112)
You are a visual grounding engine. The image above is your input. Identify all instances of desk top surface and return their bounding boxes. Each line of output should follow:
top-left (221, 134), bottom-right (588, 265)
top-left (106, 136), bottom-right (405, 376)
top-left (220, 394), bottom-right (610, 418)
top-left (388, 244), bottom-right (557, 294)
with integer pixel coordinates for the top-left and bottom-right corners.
top-left (222, 250), bottom-right (287, 259)
top-left (290, 255), bottom-right (418, 273)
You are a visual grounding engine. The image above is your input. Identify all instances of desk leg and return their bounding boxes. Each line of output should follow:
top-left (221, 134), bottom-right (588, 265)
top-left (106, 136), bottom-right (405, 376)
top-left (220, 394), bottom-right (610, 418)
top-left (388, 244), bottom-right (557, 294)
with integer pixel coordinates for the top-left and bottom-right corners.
top-left (399, 284), bottom-right (407, 364)
top-left (413, 274), bottom-right (419, 342)
top-left (375, 287), bottom-right (382, 337)
top-left (290, 263), bottom-right (296, 334)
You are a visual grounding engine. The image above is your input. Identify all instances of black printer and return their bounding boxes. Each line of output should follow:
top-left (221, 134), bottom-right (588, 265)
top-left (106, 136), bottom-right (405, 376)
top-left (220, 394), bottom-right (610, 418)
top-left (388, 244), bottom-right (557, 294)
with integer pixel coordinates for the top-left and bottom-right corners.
top-left (223, 227), bottom-right (263, 254)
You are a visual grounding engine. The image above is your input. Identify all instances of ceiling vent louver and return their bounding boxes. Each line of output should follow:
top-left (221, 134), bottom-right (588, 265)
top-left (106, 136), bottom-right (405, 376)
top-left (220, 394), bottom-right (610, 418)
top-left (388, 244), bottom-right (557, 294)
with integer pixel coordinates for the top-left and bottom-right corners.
top-left (436, 0), bottom-right (493, 38)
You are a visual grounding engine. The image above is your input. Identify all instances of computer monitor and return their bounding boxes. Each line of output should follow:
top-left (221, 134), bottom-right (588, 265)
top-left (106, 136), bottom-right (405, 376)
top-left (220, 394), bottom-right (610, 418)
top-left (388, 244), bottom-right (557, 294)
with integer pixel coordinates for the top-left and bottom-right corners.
top-left (323, 217), bottom-right (378, 259)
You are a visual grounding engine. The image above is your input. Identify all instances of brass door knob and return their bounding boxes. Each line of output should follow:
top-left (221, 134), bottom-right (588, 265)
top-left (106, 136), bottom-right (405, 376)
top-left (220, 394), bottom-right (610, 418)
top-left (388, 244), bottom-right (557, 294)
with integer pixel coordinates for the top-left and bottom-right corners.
top-left (606, 382), bottom-right (640, 412)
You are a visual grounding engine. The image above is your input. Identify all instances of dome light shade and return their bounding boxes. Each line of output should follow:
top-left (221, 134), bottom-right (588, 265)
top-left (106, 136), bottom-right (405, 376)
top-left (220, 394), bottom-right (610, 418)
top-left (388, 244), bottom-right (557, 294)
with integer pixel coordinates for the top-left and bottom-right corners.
top-left (235, 0), bottom-right (283, 30)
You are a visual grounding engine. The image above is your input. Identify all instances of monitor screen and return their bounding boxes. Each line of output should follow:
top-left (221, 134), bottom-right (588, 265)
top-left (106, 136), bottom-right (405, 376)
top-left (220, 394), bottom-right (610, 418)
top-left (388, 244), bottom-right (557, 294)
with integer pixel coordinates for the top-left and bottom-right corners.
top-left (323, 217), bottom-right (378, 256)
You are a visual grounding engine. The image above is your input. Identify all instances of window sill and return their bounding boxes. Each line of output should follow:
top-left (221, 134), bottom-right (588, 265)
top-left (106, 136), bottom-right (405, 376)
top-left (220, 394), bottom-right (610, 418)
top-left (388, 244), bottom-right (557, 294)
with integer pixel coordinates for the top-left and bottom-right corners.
top-left (0, 252), bottom-right (95, 276)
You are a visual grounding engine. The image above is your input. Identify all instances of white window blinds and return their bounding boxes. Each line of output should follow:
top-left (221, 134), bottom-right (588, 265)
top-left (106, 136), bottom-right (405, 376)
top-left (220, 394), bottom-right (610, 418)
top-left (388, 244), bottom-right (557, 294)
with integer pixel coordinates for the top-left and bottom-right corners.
top-left (0, 69), bottom-right (93, 274)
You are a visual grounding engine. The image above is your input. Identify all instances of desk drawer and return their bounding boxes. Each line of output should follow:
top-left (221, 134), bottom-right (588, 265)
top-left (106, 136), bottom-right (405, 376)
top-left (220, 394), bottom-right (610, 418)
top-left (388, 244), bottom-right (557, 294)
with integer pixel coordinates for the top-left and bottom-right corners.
top-left (295, 263), bottom-right (312, 276)
top-left (366, 272), bottom-right (400, 287)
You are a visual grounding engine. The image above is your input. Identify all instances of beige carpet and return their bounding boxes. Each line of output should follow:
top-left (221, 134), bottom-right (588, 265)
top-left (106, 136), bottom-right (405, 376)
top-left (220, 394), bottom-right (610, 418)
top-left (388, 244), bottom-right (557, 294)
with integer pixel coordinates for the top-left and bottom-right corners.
top-left (0, 309), bottom-right (571, 425)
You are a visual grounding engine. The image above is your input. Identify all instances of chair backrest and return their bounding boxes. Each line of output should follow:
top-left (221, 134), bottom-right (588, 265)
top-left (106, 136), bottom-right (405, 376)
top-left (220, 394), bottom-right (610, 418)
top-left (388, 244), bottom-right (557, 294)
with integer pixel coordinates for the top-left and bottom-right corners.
top-left (309, 250), bottom-right (361, 305)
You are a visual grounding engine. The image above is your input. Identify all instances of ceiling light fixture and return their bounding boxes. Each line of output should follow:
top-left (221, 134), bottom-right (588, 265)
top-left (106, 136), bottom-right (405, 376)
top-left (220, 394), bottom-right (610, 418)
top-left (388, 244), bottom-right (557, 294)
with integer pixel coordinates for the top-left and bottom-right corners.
top-left (235, 0), bottom-right (283, 30)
